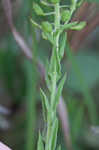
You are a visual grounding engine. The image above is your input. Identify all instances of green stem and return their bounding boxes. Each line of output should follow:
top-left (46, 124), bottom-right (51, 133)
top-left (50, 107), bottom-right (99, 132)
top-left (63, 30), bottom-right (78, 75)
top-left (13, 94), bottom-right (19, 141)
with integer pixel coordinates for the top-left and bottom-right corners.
top-left (55, 3), bottom-right (60, 52)
top-left (45, 3), bottom-right (60, 150)
top-left (51, 71), bottom-right (57, 107)
top-left (55, 3), bottom-right (60, 29)
top-left (45, 119), bottom-right (52, 150)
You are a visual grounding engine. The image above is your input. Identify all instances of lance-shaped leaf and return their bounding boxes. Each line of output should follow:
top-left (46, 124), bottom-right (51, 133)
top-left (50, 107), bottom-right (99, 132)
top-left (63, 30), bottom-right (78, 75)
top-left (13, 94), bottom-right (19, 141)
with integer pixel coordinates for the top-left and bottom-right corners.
top-left (49, 46), bottom-right (56, 74)
top-left (55, 48), bottom-right (61, 79)
top-left (33, 3), bottom-right (44, 16)
top-left (70, 21), bottom-right (86, 31)
top-left (49, 47), bottom-right (56, 74)
top-left (45, 61), bottom-right (52, 91)
top-left (49, 46), bottom-right (61, 81)
top-left (49, 118), bottom-right (58, 150)
top-left (58, 21), bottom-right (78, 35)
top-left (53, 74), bottom-right (66, 110)
top-left (59, 32), bottom-right (67, 59)
top-left (37, 132), bottom-right (44, 150)
top-left (40, 89), bottom-right (50, 121)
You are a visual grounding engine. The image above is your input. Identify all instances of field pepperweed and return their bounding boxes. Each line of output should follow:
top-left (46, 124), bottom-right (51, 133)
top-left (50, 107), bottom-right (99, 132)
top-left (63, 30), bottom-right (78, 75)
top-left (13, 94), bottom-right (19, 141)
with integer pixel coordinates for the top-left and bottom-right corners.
top-left (31, 0), bottom-right (86, 150)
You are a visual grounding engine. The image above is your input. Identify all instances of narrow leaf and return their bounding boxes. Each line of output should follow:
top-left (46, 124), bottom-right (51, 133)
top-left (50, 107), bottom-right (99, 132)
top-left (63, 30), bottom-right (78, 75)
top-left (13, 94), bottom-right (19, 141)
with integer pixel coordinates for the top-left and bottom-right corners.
top-left (40, 89), bottom-right (49, 121)
top-left (58, 21), bottom-right (78, 35)
top-left (49, 46), bottom-right (57, 75)
top-left (55, 48), bottom-right (61, 79)
top-left (49, 46), bottom-right (61, 80)
top-left (37, 132), bottom-right (44, 150)
top-left (59, 32), bottom-right (67, 59)
top-left (45, 61), bottom-right (52, 91)
top-left (70, 21), bottom-right (86, 31)
top-left (53, 74), bottom-right (66, 109)
top-left (49, 118), bottom-right (58, 150)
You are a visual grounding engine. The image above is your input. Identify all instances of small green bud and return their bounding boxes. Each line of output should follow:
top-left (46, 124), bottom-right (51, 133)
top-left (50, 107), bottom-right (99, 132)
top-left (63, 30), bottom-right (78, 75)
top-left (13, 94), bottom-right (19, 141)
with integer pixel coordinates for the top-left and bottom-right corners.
top-left (33, 3), bottom-right (44, 16)
top-left (61, 10), bottom-right (70, 22)
top-left (48, 0), bottom-right (60, 4)
top-left (41, 21), bottom-right (53, 33)
top-left (70, 21), bottom-right (86, 30)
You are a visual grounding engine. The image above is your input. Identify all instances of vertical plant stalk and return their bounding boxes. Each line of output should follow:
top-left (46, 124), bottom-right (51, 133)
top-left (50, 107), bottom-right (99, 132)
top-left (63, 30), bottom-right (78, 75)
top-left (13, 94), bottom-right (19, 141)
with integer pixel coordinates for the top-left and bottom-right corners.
top-left (45, 3), bottom-right (60, 150)
top-left (2, 0), bottom-right (88, 149)
top-left (32, 1), bottom-right (87, 150)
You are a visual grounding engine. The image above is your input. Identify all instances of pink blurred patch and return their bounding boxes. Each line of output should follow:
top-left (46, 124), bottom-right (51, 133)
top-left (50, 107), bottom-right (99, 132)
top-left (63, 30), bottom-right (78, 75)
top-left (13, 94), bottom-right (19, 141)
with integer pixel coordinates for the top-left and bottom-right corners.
top-left (0, 142), bottom-right (11, 150)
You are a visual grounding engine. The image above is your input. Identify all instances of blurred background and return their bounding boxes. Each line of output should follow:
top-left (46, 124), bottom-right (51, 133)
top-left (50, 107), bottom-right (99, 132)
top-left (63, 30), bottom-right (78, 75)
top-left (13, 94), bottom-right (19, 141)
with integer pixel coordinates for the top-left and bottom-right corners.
top-left (0, 0), bottom-right (99, 150)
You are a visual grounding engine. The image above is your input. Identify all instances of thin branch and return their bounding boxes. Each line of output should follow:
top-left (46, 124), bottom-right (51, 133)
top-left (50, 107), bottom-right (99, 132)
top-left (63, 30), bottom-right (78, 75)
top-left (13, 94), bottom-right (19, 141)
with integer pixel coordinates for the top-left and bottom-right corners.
top-left (11, 27), bottom-right (32, 60)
